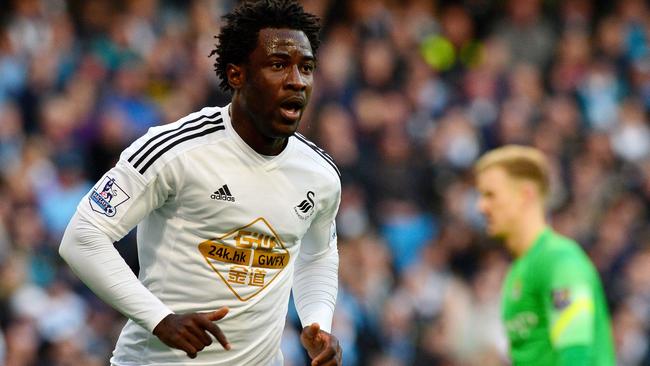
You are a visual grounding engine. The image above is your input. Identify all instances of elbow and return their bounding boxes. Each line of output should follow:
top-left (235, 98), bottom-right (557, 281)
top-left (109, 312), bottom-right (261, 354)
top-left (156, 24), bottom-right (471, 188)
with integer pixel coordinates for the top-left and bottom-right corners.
top-left (58, 213), bottom-right (114, 266)
top-left (58, 224), bottom-right (76, 263)
top-left (58, 212), bottom-right (91, 265)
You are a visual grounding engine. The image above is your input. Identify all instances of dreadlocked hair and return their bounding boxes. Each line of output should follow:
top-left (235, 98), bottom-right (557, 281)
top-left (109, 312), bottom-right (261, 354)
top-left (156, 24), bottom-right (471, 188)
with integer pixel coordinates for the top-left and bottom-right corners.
top-left (210, 0), bottom-right (321, 93)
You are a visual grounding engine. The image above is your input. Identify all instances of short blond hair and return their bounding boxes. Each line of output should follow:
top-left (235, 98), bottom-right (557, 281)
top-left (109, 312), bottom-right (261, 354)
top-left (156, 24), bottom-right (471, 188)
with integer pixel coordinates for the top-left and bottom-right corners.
top-left (474, 145), bottom-right (550, 196)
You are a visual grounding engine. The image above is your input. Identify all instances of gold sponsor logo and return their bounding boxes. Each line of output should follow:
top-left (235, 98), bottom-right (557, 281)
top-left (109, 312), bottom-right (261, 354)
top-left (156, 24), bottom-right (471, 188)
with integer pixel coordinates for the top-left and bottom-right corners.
top-left (199, 217), bottom-right (290, 301)
top-left (234, 230), bottom-right (278, 250)
top-left (253, 252), bottom-right (288, 269)
top-left (199, 241), bottom-right (251, 265)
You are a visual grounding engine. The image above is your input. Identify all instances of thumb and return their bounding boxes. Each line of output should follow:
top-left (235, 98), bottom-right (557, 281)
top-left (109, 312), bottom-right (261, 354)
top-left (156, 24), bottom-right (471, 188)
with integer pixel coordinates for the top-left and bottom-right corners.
top-left (304, 323), bottom-right (320, 339)
top-left (206, 306), bottom-right (229, 321)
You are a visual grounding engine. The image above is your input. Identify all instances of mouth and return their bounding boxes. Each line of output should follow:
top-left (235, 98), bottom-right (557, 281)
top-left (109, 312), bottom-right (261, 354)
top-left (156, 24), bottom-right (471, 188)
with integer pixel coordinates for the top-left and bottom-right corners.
top-left (279, 97), bottom-right (305, 122)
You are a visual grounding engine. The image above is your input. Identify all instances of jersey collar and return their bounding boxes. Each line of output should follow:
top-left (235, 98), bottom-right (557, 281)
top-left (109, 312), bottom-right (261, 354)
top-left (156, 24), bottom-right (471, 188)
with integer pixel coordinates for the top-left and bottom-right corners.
top-left (525, 226), bottom-right (553, 259)
top-left (223, 103), bottom-right (295, 170)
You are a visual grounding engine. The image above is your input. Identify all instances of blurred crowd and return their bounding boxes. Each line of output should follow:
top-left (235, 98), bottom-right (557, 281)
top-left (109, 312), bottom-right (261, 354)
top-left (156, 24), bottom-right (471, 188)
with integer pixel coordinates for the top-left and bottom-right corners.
top-left (1, 0), bottom-right (650, 365)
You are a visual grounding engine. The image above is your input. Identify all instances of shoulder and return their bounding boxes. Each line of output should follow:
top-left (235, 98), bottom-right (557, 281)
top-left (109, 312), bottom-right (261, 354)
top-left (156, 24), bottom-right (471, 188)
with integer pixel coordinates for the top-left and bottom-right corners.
top-left (291, 132), bottom-right (341, 185)
top-left (542, 231), bottom-right (587, 259)
top-left (119, 106), bottom-right (228, 179)
top-left (536, 230), bottom-right (595, 278)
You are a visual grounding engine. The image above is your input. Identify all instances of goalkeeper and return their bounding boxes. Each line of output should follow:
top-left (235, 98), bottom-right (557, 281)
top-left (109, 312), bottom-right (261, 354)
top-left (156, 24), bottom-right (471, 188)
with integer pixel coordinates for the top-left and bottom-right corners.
top-left (474, 145), bottom-right (615, 366)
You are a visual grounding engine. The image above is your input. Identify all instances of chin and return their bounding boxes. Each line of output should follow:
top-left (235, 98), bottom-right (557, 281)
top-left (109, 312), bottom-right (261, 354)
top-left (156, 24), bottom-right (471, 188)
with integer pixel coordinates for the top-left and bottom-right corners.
top-left (487, 226), bottom-right (505, 238)
top-left (272, 121), bottom-right (300, 137)
top-left (267, 127), bottom-right (296, 139)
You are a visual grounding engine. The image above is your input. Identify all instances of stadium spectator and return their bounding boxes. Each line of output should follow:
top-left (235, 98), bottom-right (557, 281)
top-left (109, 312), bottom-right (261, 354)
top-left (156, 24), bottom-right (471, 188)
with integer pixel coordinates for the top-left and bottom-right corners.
top-left (59, 0), bottom-right (341, 365)
top-left (1, 0), bottom-right (649, 364)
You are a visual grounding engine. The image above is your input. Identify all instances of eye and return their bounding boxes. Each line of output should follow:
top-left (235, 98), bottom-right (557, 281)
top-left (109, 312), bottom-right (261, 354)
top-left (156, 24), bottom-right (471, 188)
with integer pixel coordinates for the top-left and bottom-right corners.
top-left (301, 63), bottom-right (315, 74)
top-left (271, 62), bottom-right (285, 71)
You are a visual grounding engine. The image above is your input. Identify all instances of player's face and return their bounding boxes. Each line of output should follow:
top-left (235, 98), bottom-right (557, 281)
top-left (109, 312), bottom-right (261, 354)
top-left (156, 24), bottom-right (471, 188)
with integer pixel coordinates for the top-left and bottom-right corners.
top-left (240, 28), bottom-right (314, 139)
top-left (476, 166), bottom-right (526, 238)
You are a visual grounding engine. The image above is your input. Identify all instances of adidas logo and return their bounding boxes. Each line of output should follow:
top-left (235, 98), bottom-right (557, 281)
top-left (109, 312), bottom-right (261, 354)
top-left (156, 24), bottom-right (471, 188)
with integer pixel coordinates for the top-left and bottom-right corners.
top-left (210, 184), bottom-right (236, 202)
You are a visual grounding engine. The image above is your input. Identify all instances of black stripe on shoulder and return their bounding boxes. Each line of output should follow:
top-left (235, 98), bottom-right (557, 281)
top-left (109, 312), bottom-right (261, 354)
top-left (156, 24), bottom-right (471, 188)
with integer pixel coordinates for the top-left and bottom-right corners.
top-left (294, 133), bottom-right (341, 178)
top-left (132, 116), bottom-right (223, 169)
top-left (138, 124), bottom-right (225, 174)
top-left (295, 133), bottom-right (338, 167)
top-left (128, 110), bottom-right (221, 164)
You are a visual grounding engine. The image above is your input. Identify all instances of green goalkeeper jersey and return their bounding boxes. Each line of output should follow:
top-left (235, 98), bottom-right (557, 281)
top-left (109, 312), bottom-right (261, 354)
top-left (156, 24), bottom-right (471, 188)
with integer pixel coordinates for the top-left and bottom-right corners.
top-left (502, 228), bottom-right (615, 366)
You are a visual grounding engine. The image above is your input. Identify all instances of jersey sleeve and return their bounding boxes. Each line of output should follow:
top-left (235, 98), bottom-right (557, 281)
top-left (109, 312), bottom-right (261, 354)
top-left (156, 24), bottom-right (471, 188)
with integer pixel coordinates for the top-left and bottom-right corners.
top-left (292, 179), bottom-right (341, 333)
top-left (542, 251), bottom-right (596, 354)
top-left (76, 138), bottom-right (177, 241)
top-left (60, 128), bottom-right (182, 332)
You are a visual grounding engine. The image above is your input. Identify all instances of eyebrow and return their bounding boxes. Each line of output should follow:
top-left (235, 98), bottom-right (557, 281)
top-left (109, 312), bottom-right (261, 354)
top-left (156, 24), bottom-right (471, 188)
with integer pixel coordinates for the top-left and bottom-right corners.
top-left (268, 52), bottom-right (315, 61)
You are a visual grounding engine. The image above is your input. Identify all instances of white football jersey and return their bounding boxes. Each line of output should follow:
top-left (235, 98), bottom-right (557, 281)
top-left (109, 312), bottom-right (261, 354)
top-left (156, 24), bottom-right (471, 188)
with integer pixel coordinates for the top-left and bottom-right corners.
top-left (76, 104), bottom-right (341, 365)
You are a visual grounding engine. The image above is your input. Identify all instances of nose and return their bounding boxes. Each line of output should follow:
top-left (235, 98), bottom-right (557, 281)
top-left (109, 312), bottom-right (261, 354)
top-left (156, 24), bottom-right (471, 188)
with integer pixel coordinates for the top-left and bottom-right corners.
top-left (285, 65), bottom-right (308, 91)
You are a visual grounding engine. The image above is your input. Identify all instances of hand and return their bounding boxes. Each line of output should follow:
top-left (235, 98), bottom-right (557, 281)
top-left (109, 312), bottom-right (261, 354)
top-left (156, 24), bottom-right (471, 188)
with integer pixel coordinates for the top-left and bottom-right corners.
top-left (300, 323), bottom-right (342, 366)
top-left (152, 307), bottom-right (230, 359)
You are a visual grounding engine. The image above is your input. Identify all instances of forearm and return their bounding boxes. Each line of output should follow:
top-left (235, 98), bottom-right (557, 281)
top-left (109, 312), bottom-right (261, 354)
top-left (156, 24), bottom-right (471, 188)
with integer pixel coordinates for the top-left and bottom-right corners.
top-left (59, 212), bottom-right (172, 332)
top-left (292, 244), bottom-right (338, 333)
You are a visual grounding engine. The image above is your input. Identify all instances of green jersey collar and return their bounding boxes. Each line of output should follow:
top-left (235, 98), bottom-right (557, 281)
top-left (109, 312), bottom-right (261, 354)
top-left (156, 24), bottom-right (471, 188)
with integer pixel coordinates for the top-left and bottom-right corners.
top-left (524, 226), bottom-right (553, 259)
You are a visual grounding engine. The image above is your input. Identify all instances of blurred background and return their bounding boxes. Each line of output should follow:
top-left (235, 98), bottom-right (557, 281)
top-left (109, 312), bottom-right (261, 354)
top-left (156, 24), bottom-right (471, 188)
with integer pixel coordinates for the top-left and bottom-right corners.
top-left (1, 0), bottom-right (650, 365)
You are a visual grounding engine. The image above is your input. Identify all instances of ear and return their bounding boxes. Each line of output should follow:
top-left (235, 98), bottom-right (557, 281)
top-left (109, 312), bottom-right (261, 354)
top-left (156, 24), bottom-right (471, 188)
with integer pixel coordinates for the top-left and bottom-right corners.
top-left (520, 181), bottom-right (540, 203)
top-left (226, 64), bottom-right (244, 90)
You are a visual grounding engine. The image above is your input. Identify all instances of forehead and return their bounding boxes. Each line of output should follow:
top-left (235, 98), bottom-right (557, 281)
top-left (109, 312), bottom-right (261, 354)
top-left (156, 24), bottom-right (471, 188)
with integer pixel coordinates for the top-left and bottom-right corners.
top-left (255, 28), bottom-right (313, 56)
top-left (477, 166), bottom-right (514, 189)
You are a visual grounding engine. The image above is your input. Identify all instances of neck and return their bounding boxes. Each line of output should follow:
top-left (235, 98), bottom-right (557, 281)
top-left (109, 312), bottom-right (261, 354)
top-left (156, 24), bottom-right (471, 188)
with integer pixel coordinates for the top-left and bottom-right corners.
top-left (230, 97), bottom-right (287, 156)
top-left (506, 209), bottom-right (547, 258)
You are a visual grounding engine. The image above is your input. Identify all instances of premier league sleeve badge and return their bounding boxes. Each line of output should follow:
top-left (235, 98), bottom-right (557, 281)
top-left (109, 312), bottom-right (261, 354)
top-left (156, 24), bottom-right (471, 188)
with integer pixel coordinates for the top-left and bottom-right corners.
top-left (89, 176), bottom-right (131, 217)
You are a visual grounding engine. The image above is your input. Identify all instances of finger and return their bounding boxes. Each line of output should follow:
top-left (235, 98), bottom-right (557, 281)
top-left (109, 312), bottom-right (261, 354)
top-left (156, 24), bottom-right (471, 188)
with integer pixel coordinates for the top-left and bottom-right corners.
top-left (200, 316), bottom-right (230, 350)
top-left (187, 322), bottom-right (213, 346)
top-left (304, 323), bottom-right (320, 340)
top-left (335, 344), bottom-right (343, 365)
top-left (311, 345), bottom-right (337, 366)
top-left (317, 345), bottom-right (342, 366)
top-left (175, 338), bottom-right (198, 359)
top-left (205, 307), bottom-right (229, 321)
top-left (182, 330), bottom-right (208, 354)
top-left (316, 359), bottom-right (339, 366)
top-left (337, 344), bottom-right (343, 363)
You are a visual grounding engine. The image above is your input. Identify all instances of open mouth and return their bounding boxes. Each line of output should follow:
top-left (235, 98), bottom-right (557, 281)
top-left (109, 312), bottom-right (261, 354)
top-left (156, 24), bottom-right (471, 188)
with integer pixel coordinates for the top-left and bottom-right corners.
top-left (279, 99), bottom-right (305, 121)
